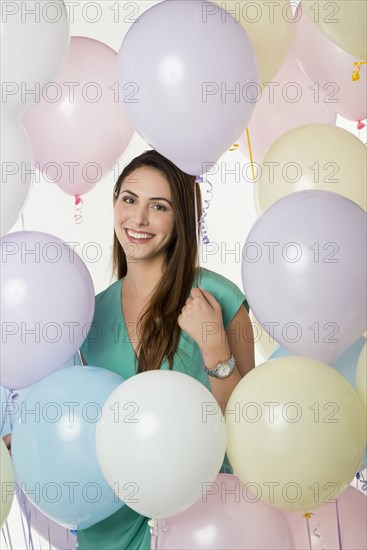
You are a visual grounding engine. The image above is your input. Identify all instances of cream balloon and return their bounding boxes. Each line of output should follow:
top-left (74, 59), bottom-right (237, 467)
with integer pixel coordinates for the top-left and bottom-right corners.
top-left (226, 356), bottom-right (367, 511)
top-left (356, 343), bottom-right (366, 411)
top-left (212, 0), bottom-right (294, 85)
top-left (302, 0), bottom-right (366, 60)
top-left (96, 371), bottom-right (226, 519)
top-left (256, 124), bottom-right (367, 213)
top-left (1, 112), bottom-right (34, 237)
top-left (0, 439), bottom-right (14, 527)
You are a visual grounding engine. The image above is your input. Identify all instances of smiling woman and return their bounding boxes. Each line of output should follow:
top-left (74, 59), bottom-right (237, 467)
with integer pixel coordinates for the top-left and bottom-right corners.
top-left (78, 149), bottom-right (255, 550)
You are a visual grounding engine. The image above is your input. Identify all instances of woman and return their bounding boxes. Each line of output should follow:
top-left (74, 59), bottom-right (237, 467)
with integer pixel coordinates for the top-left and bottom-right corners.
top-left (78, 150), bottom-right (255, 549)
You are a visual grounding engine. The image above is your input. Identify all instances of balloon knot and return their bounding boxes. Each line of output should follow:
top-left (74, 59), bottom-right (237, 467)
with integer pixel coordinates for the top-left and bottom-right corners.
top-left (357, 120), bottom-right (365, 130)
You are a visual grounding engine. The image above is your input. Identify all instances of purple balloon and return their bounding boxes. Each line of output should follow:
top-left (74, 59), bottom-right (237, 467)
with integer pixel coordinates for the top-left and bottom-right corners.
top-left (242, 191), bottom-right (366, 364)
top-left (0, 231), bottom-right (94, 389)
top-left (118, 0), bottom-right (258, 176)
top-left (158, 474), bottom-right (294, 549)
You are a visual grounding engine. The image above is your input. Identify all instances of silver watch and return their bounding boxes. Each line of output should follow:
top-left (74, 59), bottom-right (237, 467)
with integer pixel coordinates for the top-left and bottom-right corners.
top-left (204, 354), bottom-right (235, 378)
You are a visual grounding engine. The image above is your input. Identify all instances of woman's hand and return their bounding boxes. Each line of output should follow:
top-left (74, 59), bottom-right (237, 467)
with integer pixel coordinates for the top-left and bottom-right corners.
top-left (178, 288), bottom-right (230, 364)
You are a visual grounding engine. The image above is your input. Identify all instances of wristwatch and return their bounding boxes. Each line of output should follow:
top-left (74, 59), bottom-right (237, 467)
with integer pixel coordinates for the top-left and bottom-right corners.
top-left (204, 354), bottom-right (236, 379)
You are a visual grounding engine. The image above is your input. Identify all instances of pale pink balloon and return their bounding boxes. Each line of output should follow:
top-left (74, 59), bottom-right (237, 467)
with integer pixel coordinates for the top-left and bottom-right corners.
top-left (285, 486), bottom-right (367, 549)
top-left (157, 474), bottom-right (294, 550)
top-left (293, 4), bottom-right (367, 123)
top-left (23, 37), bottom-right (134, 197)
top-left (239, 52), bottom-right (336, 162)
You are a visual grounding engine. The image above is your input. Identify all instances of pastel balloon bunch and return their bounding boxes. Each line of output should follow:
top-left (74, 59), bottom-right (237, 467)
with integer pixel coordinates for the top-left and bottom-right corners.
top-left (1, 0), bottom-right (69, 237)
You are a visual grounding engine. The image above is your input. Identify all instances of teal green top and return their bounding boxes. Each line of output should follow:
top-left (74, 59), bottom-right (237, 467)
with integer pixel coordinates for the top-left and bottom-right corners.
top-left (78, 268), bottom-right (249, 550)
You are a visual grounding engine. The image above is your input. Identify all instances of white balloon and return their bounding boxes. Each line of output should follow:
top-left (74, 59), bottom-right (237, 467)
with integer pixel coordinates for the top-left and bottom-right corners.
top-left (1, 112), bottom-right (34, 237)
top-left (0, 0), bottom-right (69, 115)
top-left (96, 370), bottom-right (226, 519)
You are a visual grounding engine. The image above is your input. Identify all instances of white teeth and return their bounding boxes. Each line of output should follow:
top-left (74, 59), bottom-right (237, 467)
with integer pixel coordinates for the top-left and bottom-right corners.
top-left (127, 230), bottom-right (153, 240)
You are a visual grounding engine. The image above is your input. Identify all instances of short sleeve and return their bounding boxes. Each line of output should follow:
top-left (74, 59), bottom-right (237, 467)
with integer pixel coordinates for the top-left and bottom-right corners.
top-left (197, 268), bottom-right (249, 329)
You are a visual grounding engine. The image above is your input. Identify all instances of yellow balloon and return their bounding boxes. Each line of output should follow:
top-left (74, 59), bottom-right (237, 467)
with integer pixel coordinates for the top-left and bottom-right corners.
top-left (256, 124), bottom-right (367, 213)
top-left (356, 343), bottom-right (366, 411)
top-left (0, 439), bottom-right (14, 527)
top-left (303, 0), bottom-right (367, 60)
top-left (250, 311), bottom-right (278, 360)
top-left (226, 356), bottom-right (366, 511)
top-left (212, 0), bottom-right (294, 85)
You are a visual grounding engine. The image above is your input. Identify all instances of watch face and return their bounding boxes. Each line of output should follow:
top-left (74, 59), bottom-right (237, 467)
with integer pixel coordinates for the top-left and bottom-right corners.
top-left (217, 363), bottom-right (231, 377)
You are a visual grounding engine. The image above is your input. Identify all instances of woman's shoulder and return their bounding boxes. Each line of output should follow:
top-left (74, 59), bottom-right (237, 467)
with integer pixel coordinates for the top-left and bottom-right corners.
top-left (197, 267), bottom-right (242, 293)
top-left (197, 268), bottom-right (249, 321)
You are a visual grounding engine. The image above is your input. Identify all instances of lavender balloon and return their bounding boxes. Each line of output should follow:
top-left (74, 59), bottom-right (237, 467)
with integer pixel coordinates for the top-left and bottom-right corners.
top-left (118, 0), bottom-right (258, 176)
top-left (0, 231), bottom-right (94, 389)
top-left (242, 191), bottom-right (366, 364)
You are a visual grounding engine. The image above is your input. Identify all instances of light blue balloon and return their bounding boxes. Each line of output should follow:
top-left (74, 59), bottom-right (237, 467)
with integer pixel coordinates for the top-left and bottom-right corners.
top-left (12, 366), bottom-right (125, 530)
top-left (1, 353), bottom-right (82, 437)
top-left (269, 336), bottom-right (367, 471)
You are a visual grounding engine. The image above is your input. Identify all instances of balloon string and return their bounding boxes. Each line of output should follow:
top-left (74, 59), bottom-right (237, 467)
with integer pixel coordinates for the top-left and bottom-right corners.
top-left (74, 195), bottom-right (84, 224)
top-left (148, 519), bottom-right (167, 550)
top-left (21, 213), bottom-right (25, 231)
top-left (47, 516), bottom-right (51, 549)
top-left (304, 512), bottom-right (326, 549)
top-left (194, 178), bottom-right (202, 288)
top-left (335, 500), bottom-right (343, 550)
top-left (33, 508), bottom-right (42, 550)
top-left (5, 522), bottom-right (13, 550)
top-left (245, 128), bottom-right (255, 181)
top-left (352, 61), bottom-right (367, 81)
top-left (19, 496), bottom-right (29, 550)
top-left (1, 524), bottom-right (10, 550)
top-left (24, 498), bottom-right (34, 550)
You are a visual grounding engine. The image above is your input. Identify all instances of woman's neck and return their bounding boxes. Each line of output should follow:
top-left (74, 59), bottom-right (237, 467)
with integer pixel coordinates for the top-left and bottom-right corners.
top-left (123, 258), bottom-right (165, 299)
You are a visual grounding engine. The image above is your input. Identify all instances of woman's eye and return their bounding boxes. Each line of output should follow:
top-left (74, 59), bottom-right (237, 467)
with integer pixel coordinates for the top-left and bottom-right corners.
top-left (123, 196), bottom-right (135, 204)
top-left (153, 204), bottom-right (167, 211)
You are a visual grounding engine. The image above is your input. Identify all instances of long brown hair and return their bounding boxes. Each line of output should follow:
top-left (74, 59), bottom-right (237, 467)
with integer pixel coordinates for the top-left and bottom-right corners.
top-left (112, 150), bottom-right (202, 373)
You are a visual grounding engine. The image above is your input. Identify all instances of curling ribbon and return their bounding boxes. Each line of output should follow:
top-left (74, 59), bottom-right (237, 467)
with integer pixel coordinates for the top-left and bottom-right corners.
top-left (303, 511), bottom-right (326, 550)
top-left (195, 175), bottom-right (213, 246)
top-left (352, 61), bottom-right (367, 82)
top-left (74, 195), bottom-right (84, 224)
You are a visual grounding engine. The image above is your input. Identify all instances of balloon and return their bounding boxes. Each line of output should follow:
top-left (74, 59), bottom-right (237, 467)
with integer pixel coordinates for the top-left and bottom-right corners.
top-left (302, 1), bottom-right (367, 60)
top-left (158, 473), bottom-right (295, 549)
top-left (293, 5), bottom-right (366, 122)
top-left (0, 438), bottom-right (14, 527)
top-left (269, 338), bottom-right (367, 473)
top-left (0, 0), bottom-right (69, 115)
top-left (212, 0), bottom-right (294, 85)
top-left (242, 190), bottom-right (367, 364)
top-left (285, 486), bottom-right (367, 549)
top-left (1, 113), bottom-right (34, 237)
top-left (255, 124), bottom-right (366, 213)
top-left (356, 343), bottom-right (367, 411)
top-left (97, 370), bottom-right (226, 519)
top-left (117, 0), bottom-right (258, 176)
top-left (226, 356), bottom-right (367, 511)
top-left (0, 231), bottom-right (95, 389)
top-left (250, 311), bottom-right (278, 361)
top-left (17, 488), bottom-right (76, 550)
top-left (11, 367), bottom-right (125, 530)
top-left (23, 37), bottom-right (134, 197)
top-left (269, 336), bottom-right (366, 387)
top-left (239, 53), bottom-right (336, 162)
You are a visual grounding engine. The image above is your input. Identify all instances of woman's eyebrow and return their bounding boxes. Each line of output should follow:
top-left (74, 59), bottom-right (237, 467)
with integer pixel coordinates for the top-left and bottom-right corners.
top-left (120, 189), bottom-right (172, 205)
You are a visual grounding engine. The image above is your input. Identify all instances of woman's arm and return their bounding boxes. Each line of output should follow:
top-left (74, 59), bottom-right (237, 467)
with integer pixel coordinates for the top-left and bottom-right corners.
top-left (178, 288), bottom-right (255, 414)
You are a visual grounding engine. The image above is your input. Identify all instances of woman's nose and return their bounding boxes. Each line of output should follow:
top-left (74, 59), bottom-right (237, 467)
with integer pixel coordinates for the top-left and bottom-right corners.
top-left (131, 205), bottom-right (149, 226)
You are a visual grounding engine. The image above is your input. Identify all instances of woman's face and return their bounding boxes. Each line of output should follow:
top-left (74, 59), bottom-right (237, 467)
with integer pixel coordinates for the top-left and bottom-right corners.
top-left (114, 167), bottom-right (176, 264)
